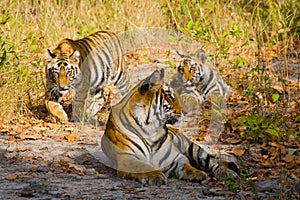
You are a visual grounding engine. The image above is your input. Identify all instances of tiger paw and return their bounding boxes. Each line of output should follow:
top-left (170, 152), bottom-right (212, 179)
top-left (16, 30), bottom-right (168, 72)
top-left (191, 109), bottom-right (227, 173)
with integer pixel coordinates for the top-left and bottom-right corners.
top-left (179, 163), bottom-right (208, 183)
top-left (118, 170), bottom-right (167, 186)
top-left (45, 100), bottom-right (68, 122)
top-left (218, 161), bottom-right (240, 179)
top-left (59, 89), bottom-right (75, 103)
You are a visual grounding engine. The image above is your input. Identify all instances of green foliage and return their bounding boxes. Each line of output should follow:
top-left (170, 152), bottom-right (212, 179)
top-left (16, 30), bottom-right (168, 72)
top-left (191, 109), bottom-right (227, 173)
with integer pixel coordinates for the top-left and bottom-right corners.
top-left (238, 114), bottom-right (281, 141)
top-left (0, 10), bottom-right (18, 69)
top-left (224, 175), bottom-right (239, 192)
top-left (0, 12), bottom-right (18, 74)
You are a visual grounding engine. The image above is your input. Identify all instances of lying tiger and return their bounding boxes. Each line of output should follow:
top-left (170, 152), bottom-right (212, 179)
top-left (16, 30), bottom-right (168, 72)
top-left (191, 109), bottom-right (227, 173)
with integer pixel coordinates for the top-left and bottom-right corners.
top-left (45, 31), bottom-right (129, 123)
top-left (101, 69), bottom-right (239, 185)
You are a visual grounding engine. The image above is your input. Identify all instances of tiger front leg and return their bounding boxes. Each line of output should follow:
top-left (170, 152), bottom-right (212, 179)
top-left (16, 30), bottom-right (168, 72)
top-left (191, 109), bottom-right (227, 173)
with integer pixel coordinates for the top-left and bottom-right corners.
top-left (45, 100), bottom-right (68, 122)
top-left (118, 171), bottom-right (167, 186)
top-left (116, 155), bottom-right (167, 186)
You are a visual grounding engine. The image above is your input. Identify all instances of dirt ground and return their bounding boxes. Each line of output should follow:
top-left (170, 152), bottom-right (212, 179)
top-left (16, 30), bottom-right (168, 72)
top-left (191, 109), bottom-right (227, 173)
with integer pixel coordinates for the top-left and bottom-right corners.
top-left (0, 125), bottom-right (239, 200)
top-left (0, 52), bottom-right (299, 200)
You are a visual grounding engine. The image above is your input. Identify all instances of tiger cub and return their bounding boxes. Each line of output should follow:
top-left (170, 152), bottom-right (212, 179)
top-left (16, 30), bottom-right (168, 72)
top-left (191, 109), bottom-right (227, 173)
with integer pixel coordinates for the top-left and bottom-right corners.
top-left (171, 50), bottom-right (230, 107)
top-left (45, 31), bottom-right (129, 123)
top-left (170, 50), bottom-right (231, 143)
top-left (101, 69), bottom-right (239, 186)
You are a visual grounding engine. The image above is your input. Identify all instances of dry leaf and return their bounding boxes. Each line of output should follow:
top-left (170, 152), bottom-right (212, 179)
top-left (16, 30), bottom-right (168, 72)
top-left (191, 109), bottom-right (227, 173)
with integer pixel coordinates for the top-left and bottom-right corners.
top-left (13, 147), bottom-right (32, 152)
top-left (230, 146), bottom-right (245, 157)
top-left (261, 160), bottom-right (272, 167)
top-left (123, 185), bottom-right (135, 190)
top-left (69, 166), bottom-right (85, 175)
top-left (268, 142), bottom-right (279, 147)
top-left (44, 122), bottom-right (61, 130)
top-left (282, 155), bottom-right (294, 163)
top-left (130, 196), bottom-right (148, 199)
top-left (20, 174), bottom-right (34, 179)
top-left (5, 174), bottom-right (18, 181)
top-left (32, 126), bottom-right (48, 132)
top-left (223, 137), bottom-right (242, 144)
top-left (18, 134), bottom-right (41, 140)
top-left (65, 135), bottom-right (79, 142)
top-left (58, 160), bottom-right (69, 169)
top-left (64, 127), bottom-right (76, 132)
top-left (295, 155), bottom-right (300, 164)
top-left (38, 146), bottom-right (48, 150)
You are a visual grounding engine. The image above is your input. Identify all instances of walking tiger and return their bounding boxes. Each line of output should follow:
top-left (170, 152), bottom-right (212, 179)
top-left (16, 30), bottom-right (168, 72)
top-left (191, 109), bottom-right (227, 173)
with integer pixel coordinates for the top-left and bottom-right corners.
top-left (45, 31), bottom-right (129, 122)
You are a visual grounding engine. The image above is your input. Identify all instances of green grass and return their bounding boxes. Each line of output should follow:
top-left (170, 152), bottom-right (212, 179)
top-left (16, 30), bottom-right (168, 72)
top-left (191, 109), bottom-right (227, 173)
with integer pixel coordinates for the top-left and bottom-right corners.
top-left (0, 0), bottom-right (299, 128)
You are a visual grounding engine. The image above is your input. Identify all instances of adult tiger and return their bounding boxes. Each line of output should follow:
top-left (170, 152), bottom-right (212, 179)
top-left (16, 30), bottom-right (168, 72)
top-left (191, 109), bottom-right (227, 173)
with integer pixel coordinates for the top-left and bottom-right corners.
top-left (101, 69), bottom-right (239, 186)
top-left (45, 31), bottom-right (129, 122)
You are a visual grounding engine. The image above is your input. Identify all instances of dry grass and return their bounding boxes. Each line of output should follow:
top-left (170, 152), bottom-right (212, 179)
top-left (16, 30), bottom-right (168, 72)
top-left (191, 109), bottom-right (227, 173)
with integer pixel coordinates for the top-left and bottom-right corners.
top-left (0, 0), bottom-right (299, 122)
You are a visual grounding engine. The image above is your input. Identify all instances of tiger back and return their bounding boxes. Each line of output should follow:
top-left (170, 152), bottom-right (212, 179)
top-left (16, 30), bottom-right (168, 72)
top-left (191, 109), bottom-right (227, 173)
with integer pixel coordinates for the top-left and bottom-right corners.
top-left (101, 69), bottom-right (239, 186)
top-left (45, 31), bottom-right (129, 122)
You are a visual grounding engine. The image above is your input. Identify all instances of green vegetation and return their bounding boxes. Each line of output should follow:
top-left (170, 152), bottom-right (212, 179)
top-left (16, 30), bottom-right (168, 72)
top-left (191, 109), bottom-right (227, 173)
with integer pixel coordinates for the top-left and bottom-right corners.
top-left (0, 1), bottom-right (299, 197)
top-left (0, 0), bottom-right (299, 137)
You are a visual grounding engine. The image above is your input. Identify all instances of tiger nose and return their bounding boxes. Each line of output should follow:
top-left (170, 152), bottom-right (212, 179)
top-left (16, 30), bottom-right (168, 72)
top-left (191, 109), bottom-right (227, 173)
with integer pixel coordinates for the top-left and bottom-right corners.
top-left (58, 81), bottom-right (69, 90)
top-left (60, 86), bottom-right (68, 91)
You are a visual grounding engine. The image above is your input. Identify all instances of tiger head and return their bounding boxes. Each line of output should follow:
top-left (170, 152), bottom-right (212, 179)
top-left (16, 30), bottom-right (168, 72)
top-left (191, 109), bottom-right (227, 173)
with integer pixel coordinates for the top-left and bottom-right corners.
top-left (115, 69), bottom-right (183, 131)
top-left (176, 50), bottom-right (207, 87)
top-left (45, 40), bottom-right (81, 100)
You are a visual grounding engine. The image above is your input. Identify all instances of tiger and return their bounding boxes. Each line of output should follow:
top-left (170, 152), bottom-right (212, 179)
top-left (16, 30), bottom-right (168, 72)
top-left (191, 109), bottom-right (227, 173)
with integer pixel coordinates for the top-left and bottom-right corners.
top-left (170, 50), bottom-right (231, 143)
top-left (101, 69), bottom-right (239, 186)
top-left (171, 50), bottom-right (230, 106)
top-left (44, 31), bottom-right (129, 123)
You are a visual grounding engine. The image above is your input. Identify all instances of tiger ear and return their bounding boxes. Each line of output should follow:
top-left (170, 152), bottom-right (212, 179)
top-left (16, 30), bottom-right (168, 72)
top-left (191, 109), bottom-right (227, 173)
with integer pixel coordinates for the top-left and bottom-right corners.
top-left (70, 50), bottom-right (80, 65)
top-left (194, 49), bottom-right (207, 63)
top-left (140, 69), bottom-right (164, 95)
top-left (176, 50), bottom-right (190, 58)
top-left (45, 49), bottom-right (56, 60)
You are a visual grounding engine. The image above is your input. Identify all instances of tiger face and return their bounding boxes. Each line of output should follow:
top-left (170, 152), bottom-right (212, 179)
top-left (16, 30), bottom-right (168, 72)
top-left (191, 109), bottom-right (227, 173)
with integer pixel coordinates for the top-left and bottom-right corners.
top-left (131, 69), bottom-right (183, 128)
top-left (45, 48), bottom-right (80, 102)
top-left (161, 84), bottom-right (182, 125)
top-left (177, 57), bottom-right (205, 87)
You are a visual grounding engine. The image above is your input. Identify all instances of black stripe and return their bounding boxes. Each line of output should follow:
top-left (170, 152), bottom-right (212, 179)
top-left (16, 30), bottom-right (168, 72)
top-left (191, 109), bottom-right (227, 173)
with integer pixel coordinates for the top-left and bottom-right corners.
top-left (204, 82), bottom-right (217, 96)
top-left (187, 143), bottom-right (197, 167)
top-left (158, 138), bottom-right (171, 166)
top-left (204, 154), bottom-right (210, 170)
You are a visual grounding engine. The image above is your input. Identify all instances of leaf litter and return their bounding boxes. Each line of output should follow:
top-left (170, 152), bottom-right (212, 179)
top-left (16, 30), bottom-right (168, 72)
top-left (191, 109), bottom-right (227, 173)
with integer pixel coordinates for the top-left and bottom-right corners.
top-left (0, 48), bottom-right (299, 199)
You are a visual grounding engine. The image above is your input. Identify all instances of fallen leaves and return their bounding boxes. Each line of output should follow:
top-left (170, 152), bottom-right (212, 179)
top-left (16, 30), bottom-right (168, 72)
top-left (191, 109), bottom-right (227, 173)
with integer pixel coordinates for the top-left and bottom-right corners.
top-left (282, 155), bottom-right (294, 163)
top-left (18, 133), bottom-right (42, 140)
top-left (230, 146), bottom-right (245, 157)
top-left (0, 115), bottom-right (84, 143)
top-left (5, 174), bottom-right (18, 181)
top-left (223, 137), bottom-right (242, 144)
top-left (57, 160), bottom-right (85, 175)
top-left (13, 147), bottom-right (32, 152)
top-left (64, 135), bottom-right (80, 142)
